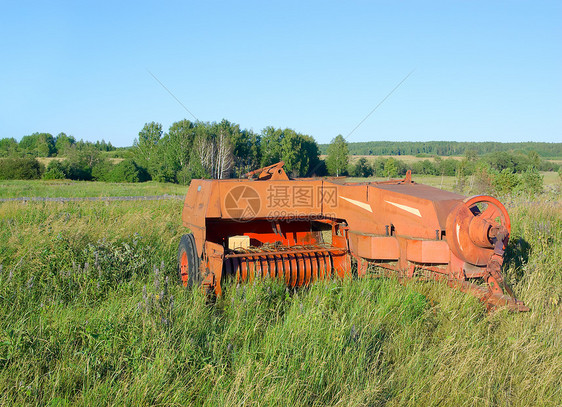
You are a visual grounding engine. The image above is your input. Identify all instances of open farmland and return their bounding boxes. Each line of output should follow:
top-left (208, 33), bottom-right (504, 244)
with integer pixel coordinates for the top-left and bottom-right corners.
top-left (321, 154), bottom-right (562, 166)
top-left (0, 180), bottom-right (187, 199)
top-left (319, 154), bottom-right (464, 164)
top-left (0, 181), bottom-right (561, 406)
top-left (346, 171), bottom-right (560, 192)
top-left (35, 157), bottom-right (125, 168)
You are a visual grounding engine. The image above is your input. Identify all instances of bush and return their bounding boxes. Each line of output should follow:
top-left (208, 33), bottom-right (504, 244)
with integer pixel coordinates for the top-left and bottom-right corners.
top-left (92, 159), bottom-right (150, 183)
top-left (493, 168), bottom-right (521, 195)
top-left (0, 157), bottom-right (44, 180)
top-left (108, 160), bottom-right (150, 183)
top-left (351, 157), bottom-right (374, 177)
top-left (91, 160), bottom-right (114, 181)
top-left (518, 167), bottom-right (543, 196)
top-left (470, 166), bottom-right (495, 195)
top-left (175, 166), bottom-right (192, 185)
top-left (436, 157), bottom-right (459, 176)
top-left (62, 158), bottom-right (92, 180)
top-left (411, 159), bottom-right (438, 175)
top-left (372, 158), bottom-right (386, 177)
top-left (42, 160), bottom-right (66, 180)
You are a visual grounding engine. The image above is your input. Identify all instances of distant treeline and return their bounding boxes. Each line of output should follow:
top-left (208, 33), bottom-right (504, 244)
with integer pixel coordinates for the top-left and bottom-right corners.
top-left (1, 124), bottom-right (561, 184)
top-left (0, 132), bottom-right (118, 158)
top-left (319, 141), bottom-right (562, 158)
top-left (348, 151), bottom-right (559, 178)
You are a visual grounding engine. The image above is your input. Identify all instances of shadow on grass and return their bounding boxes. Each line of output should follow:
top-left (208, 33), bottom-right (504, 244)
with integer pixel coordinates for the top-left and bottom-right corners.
top-left (504, 237), bottom-right (532, 281)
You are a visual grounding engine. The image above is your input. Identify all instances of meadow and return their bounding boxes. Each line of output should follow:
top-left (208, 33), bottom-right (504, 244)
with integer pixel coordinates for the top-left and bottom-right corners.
top-left (0, 178), bottom-right (560, 406)
top-left (0, 180), bottom-right (187, 199)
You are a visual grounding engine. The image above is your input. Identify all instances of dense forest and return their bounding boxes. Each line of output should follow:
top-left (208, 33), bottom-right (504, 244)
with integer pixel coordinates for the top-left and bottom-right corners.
top-left (319, 141), bottom-right (562, 158)
top-left (0, 120), bottom-right (322, 183)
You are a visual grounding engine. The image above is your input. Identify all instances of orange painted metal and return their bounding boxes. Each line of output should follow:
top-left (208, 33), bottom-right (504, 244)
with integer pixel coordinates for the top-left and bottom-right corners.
top-left (405, 239), bottom-right (450, 264)
top-left (181, 162), bottom-right (528, 311)
top-left (179, 251), bottom-right (189, 286)
top-left (348, 232), bottom-right (400, 260)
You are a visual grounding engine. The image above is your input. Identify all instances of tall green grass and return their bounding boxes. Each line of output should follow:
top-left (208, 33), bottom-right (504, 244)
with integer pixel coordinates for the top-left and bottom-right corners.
top-left (0, 196), bottom-right (560, 406)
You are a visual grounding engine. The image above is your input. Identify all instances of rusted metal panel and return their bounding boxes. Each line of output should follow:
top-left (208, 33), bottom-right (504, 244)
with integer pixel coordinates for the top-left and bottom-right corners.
top-left (348, 231), bottom-right (400, 260)
top-left (406, 239), bottom-right (450, 264)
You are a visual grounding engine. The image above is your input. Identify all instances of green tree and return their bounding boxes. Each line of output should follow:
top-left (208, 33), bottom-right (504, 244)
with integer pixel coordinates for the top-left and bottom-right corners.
top-left (211, 119), bottom-right (237, 179)
top-left (527, 150), bottom-right (540, 169)
top-left (151, 119), bottom-right (198, 182)
top-left (518, 167), bottom-right (543, 196)
top-left (19, 133), bottom-right (56, 157)
top-left (131, 122), bottom-right (164, 181)
top-left (0, 138), bottom-right (18, 157)
top-left (383, 157), bottom-right (398, 178)
top-left (436, 158), bottom-right (458, 176)
top-left (299, 135), bottom-right (321, 176)
top-left (372, 157), bottom-right (386, 177)
top-left (94, 139), bottom-right (115, 152)
top-left (62, 144), bottom-right (103, 180)
top-left (454, 158), bottom-right (469, 193)
top-left (231, 126), bottom-right (260, 176)
top-left (411, 159), bottom-right (437, 175)
top-left (260, 127), bottom-right (283, 166)
top-left (352, 157), bottom-right (374, 178)
top-left (471, 164), bottom-right (495, 195)
top-left (260, 127), bottom-right (319, 177)
top-left (326, 135), bottom-right (349, 176)
top-left (55, 133), bottom-right (76, 156)
top-left (493, 169), bottom-right (520, 195)
top-left (465, 149), bottom-right (478, 162)
top-left (134, 122), bottom-right (163, 165)
top-left (165, 119), bottom-right (196, 169)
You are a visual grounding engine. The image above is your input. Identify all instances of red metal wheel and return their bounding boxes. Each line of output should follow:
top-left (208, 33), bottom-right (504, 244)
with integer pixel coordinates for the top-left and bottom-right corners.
top-left (446, 195), bottom-right (511, 266)
top-left (465, 195), bottom-right (510, 234)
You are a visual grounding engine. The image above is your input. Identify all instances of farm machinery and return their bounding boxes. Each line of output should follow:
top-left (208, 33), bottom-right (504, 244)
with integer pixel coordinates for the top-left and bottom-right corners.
top-left (178, 162), bottom-right (528, 311)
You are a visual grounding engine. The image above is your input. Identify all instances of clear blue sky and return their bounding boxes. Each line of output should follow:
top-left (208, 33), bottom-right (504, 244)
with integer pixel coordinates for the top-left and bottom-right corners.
top-left (1, 1), bottom-right (560, 147)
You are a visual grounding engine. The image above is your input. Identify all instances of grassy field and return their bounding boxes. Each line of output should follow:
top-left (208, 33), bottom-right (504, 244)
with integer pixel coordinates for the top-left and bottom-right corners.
top-left (0, 180), bottom-right (188, 199)
top-left (321, 154), bottom-right (562, 166)
top-left (347, 171), bottom-right (560, 193)
top-left (1, 171), bottom-right (558, 200)
top-left (36, 157), bottom-right (125, 167)
top-left (0, 181), bottom-right (561, 405)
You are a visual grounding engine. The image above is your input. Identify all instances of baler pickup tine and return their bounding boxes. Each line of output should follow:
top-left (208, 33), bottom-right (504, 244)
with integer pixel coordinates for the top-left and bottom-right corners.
top-left (455, 280), bottom-right (530, 312)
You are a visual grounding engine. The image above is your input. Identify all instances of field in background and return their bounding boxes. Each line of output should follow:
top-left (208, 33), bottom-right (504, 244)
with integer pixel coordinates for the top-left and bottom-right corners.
top-left (36, 157), bottom-right (125, 167)
top-left (0, 179), bottom-right (560, 405)
top-left (0, 180), bottom-right (187, 199)
top-left (1, 171), bottom-right (559, 200)
top-left (319, 154), bottom-right (463, 164)
top-left (340, 171), bottom-right (561, 193)
top-left (320, 154), bottom-right (562, 166)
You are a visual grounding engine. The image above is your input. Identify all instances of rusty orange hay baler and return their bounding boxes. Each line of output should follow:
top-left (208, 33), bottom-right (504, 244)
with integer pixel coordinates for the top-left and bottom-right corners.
top-left (178, 162), bottom-right (528, 311)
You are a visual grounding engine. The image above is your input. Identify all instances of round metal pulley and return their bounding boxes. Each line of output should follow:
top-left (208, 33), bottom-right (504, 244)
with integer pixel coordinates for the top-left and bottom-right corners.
top-left (446, 195), bottom-right (511, 266)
